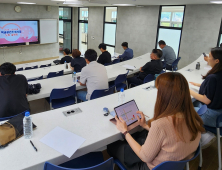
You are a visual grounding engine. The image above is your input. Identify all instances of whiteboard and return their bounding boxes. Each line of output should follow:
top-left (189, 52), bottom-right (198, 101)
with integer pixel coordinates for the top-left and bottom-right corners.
top-left (40, 19), bottom-right (58, 44)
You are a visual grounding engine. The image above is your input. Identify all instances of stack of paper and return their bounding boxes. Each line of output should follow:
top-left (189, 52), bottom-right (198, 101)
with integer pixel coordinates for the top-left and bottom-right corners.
top-left (122, 65), bottom-right (136, 70)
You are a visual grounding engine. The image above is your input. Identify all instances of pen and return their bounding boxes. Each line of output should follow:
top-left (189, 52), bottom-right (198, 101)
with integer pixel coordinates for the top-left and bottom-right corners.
top-left (30, 140), bottom-right (38, 152)
top-left (146, 86), bottom-right (150, 89)
top-left (144, 115), bottom-right (150, 118)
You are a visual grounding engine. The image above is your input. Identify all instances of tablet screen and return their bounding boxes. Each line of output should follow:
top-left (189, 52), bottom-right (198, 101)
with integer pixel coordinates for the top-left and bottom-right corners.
top-left (114, 100), bottom-right (141, 126)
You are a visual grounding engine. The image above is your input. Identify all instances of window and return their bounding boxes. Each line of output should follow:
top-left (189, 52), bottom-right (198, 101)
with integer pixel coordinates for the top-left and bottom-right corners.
top-left (103, 7), bottom-right (117, 56)
top-left (217, 19), bottom-right (222, 47)
top-left (156, 6), bottom-right (185, 57)
top-left (78, 8), bottom-right (88, 55)
top-left (59, 7), bottom-right (72, 54)
top-left (160, 6), bottom-right (184, 28)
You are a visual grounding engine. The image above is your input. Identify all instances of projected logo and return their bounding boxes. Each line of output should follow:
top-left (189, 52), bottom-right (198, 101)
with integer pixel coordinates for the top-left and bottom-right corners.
top-left (0, 23), bottom-right (36, 44)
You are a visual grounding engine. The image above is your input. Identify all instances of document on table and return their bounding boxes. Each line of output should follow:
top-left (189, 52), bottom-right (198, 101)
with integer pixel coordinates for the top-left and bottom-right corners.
top-left (122, 65), bottom-right (136, 70)
top-left (40, 126), bottom-right (86, 158)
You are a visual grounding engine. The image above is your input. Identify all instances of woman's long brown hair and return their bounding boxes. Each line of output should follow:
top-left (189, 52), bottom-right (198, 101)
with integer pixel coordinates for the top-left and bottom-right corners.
top-left (203, 47), bottom-right (222, 79)
top-left (148, 72), bottom-right (205, 141)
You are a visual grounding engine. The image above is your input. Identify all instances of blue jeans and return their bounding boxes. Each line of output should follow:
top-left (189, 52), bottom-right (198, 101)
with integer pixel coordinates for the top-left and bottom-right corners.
top-left (193, 100), bottom-right (222, 127)
top-left (77, 91), bottom-right (87, 102)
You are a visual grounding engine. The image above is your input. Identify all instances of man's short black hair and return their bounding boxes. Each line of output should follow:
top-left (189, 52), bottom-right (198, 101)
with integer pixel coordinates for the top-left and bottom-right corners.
top-left (85, 49), bottom-right (98, 62)
top-left (158, 40), bottom-right (166, 46)
top-left (152, 49), bottom-right (162, 58)
top-left (98, 43), bottom-right (107, 50)
top-left (121, 42), bottom-right (128, 48)
top-left (0, 62), bottom-right (16, 75)
top-left (63, 48), bottom-right (70, 55)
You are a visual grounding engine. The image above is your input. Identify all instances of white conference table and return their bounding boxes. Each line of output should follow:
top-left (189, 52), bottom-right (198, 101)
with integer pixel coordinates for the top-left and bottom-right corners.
top-left (15, 57), bottom-right (61, 70)
top-left (18, 64), bottom-right (73, 80)
top-left (27, 53), bottom-right (150, 102)
top-left (17, 54), bottom-right (120, 80)
top-left (0, 54), bottom-right (209, 170)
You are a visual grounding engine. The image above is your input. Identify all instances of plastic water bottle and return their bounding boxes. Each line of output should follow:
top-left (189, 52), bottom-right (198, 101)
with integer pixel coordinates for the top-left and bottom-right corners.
top-left (23, 112), bottom-right (33, 139)
top-left (118, 88), bottom-right (125, 105)
top-left (72, 72), bottom-right (77, 84)
top-left (196, 62), bottom-right (200, 70)
top-left (64, 61), bottom-right (67, 69)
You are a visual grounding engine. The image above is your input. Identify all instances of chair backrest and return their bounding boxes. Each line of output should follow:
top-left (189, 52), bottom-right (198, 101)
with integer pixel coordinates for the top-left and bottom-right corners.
top-left (16, 67), bottom-right (23, 72)
top-left (153, 145), bottom-right (200, 170)
top-left (112, 59), bottom-right (120, 64)
top-left (44, 157), bottom-right (114, 170)
top-left (40, 64), bottom-right (52, 68)
top-left (104, 63), bottom-right (112, 66)
top-left (197, 105), bottom-right (207, 116)
top-left (25, 65), bottom-right (38, 70)
top-left (28, 75), bottom-right (43, 82)
top-left (47, 70), bottom-right (64, 79)
top-left (90, 86), bottom-right (115, 100)
top-left (50, 84), bottom-right (76, 102)
top-left (143, 74), bottom-right (154, 83)
top-left (0, 110), bottom-right (28, 121)
top-left (114, 71), bottom-right (129, 85)
top-left (172, 57), bottom-right (181, 71)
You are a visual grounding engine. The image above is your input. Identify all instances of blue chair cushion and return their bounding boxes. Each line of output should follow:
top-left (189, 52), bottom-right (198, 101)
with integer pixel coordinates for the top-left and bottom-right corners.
top-left (59, 152), bottom-right (104, 169)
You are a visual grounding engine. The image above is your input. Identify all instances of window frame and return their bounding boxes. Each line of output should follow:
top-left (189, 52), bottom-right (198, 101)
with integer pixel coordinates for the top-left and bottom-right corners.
top-left (155, 5), bottom-right (186, 57)
top-left (78, 7), bottom-right (89, 50)
top-left (217, 19), bottom-right (222, 47)
top-left (103, 6), bottom-right (118, 50)
top-left (59, 7), bottom-right (73, 51)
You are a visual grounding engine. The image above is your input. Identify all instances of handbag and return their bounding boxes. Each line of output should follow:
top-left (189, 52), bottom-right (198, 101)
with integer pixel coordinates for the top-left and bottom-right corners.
top-left (0, 113), bottom-right (37, 148)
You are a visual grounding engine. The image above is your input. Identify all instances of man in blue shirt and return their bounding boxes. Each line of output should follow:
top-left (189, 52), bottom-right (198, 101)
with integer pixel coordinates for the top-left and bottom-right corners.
top-left (118, 42), bottom-right (133, 61)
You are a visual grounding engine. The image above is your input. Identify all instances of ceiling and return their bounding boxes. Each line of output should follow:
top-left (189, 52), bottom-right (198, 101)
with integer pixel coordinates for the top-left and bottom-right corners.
top-left (0, 0), bottom-right (217, 7)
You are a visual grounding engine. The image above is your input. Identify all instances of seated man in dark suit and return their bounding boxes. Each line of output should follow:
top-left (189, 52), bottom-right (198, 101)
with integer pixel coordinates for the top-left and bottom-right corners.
top-left (60, 48), bottom-right (72, 64)
top-left (97, 43), bottom-right (112, 65)
top-left (0, 63), bottom-right (30, 118)
top-left (127, 49), bottom-right (163, 86)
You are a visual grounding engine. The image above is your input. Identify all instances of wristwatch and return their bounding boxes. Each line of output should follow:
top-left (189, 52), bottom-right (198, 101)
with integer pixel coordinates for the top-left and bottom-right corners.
top-left (123, 131), bottom-right (128, 136)
top-left (121, 131), bottom-right (128, 140)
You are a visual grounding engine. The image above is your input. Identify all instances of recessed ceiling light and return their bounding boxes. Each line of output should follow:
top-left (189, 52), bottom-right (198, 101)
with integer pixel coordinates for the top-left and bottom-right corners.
top-left (63, 1), bottom-right (83, 4)
top-left (68, 5), bottom-right (84, 7)
top-left (210, 1), bottom-right (222, 3)
top-left (17, 2), bottom-right (36, 4)
top-left (112, 4), bottom-right (135, 6)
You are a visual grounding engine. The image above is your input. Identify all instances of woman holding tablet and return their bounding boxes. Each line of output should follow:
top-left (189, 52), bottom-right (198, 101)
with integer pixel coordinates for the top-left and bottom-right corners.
top-left (108, 72), bottom-right (204, 170)
top-left (190, 47), bottom-right (222, 148)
